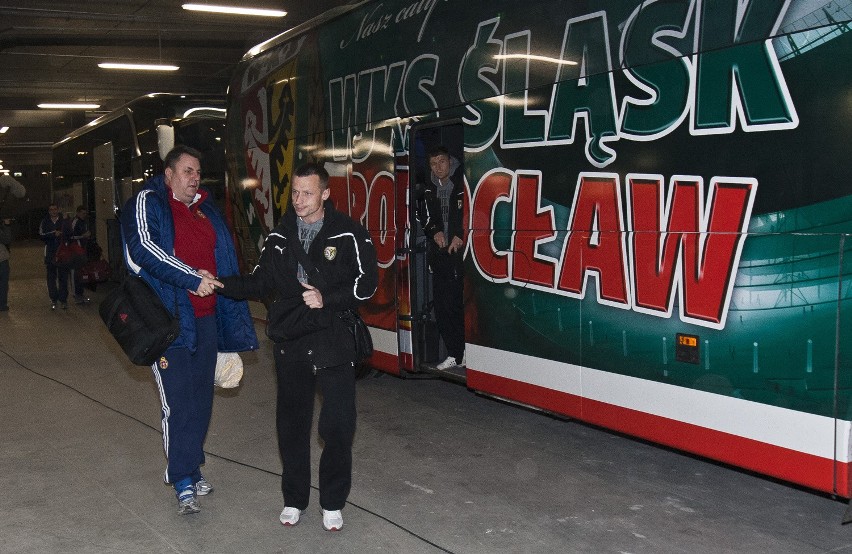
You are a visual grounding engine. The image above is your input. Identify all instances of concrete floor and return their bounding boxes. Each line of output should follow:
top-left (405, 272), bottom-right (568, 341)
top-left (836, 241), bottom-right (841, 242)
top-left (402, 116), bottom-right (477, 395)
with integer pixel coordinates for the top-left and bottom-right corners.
top-left (2, 239), bottom-right (852, 553)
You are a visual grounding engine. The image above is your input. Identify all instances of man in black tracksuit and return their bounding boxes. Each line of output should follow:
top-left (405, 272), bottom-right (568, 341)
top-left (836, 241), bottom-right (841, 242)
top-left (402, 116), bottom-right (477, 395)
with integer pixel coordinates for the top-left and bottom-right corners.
top-left (216, 163), bottom-right (377, 531)
top-left (417, 145), bottom-right (466, 369)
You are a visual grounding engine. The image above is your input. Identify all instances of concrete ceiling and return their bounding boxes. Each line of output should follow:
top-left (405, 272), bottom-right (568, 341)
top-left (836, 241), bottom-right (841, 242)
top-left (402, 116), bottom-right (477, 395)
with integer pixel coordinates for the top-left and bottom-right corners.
top-left (0, 1), bottom-right (355, 169)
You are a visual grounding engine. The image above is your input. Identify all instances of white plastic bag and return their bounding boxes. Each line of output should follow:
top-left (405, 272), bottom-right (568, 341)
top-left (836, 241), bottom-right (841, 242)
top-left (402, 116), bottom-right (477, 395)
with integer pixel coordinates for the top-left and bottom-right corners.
top-left (214, 352), bottom-right (244, 388)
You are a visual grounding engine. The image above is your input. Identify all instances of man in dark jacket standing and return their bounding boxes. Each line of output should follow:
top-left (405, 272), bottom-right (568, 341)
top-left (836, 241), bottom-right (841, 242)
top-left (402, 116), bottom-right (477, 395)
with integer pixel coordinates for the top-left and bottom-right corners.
top-left (121, 145), bottom-right (258, 515)
top-left (0, 217), bottom-right (11, 311)
top-left (216, 162), bottom-right (378, 531)
top-left (39, 203), bottom-right (69, 309)
top-left (417, 145), bottom-right (466, 369)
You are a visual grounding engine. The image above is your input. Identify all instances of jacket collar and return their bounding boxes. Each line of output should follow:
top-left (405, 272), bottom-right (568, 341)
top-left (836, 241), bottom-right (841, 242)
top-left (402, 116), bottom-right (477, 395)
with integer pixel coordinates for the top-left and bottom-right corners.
top-left (145, 173), bottom-right (208, 207)
top-left (282, 198), bottom-right (337, 232)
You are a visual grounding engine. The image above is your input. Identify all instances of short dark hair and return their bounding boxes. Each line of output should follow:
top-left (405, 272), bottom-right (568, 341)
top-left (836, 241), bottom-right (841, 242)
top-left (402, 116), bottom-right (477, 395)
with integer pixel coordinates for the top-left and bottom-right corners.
top-left (75, 205), bottom-right (86, 213)
top-left (294, 162), bottom-right (330, 191)
top-left (427, 145), bottom-right (450, 161)
top-left (164, 145), bottom-right (203, 171)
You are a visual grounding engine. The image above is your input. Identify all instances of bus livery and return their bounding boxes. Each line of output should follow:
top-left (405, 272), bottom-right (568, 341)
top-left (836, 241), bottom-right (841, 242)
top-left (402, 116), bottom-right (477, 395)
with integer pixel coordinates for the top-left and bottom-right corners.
top-left (224, 0), bottom-right (852, 497)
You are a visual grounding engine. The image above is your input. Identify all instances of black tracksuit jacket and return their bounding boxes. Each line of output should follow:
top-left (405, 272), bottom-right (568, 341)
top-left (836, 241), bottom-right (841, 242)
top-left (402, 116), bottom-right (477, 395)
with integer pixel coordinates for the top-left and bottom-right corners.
top-left (218, 200), bottom-right (378, 369)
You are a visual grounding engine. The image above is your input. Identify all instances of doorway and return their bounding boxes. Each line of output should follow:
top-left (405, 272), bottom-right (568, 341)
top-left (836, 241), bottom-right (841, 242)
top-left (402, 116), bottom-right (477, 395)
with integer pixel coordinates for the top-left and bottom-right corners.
top-left (408, 120), bottom-right (466, 381)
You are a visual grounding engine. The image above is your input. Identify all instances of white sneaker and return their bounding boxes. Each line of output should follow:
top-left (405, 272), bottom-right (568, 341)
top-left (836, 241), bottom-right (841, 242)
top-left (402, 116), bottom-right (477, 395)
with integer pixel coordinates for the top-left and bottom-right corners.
top-left (322, 509), bottom-right (343, 531)
top-left (194, 477), bottom-right (213, 496)
top-left (435, 356), bottom-right (458, 370)
top-left (279, 506), bottom-right (301, 526)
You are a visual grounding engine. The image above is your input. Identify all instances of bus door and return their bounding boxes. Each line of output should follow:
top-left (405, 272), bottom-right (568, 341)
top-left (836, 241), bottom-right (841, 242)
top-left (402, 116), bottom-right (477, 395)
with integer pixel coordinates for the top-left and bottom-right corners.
top-left (392, 142), bottom-right (416, 374)
top-left (326, 128), bottom-right (402, 375)
top-left (407, 121), bottom-right (466, 381)
top-left (92, 142), bottom-right (121, 270)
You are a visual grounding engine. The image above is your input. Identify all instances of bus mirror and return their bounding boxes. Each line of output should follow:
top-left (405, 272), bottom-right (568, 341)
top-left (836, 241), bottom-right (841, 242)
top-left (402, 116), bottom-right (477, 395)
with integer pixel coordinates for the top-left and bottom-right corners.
top-left (156, 124), bottom-right (175, 161)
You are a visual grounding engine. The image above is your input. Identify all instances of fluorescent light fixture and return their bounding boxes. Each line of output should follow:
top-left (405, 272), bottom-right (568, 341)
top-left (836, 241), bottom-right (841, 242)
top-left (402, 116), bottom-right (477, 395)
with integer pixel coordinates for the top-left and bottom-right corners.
top-left (38, 103), bottom-right (101, 109)
top-left (0, 126), bottom-right (8, 133)
top-left (182, 3), bottom-right (286, 17)
top-left (99, 63), bottom-right (179, 71)
top-left (494, 54), bottom-right (577, 66)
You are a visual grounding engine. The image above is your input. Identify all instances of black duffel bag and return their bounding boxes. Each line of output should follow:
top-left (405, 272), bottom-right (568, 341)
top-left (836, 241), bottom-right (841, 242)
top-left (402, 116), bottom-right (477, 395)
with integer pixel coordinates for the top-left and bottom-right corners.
top-left (337, 308), bottom-right (373, 362)
top-left (99, 275), bottom-right (180, 366)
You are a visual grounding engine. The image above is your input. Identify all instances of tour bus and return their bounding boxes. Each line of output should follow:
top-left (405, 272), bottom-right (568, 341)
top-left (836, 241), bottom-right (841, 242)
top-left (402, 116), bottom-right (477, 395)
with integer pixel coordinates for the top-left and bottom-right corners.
top-left (51, 94), bottom-right (228, 271)
top-left (223, 0), bottom-right (852, 498)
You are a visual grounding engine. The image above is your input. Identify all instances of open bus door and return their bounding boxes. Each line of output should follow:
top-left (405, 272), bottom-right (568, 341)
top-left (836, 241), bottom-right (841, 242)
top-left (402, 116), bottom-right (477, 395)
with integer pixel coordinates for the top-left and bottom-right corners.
top-left (324, 128), bottom-right (402, 377)
top-left (405, 120), bottom-right (466, 382)
top-left (93, 142), bottom-right (133, 278)
top-left (93, 143), bottom-right (119, 271)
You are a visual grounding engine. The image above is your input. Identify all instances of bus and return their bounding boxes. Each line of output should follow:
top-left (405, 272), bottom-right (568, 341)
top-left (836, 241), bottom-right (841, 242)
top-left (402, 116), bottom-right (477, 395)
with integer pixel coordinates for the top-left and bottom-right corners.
top-left (51, 93), bottom-right (228, 272)
top-left (223, 0), bottom-right (852, 498)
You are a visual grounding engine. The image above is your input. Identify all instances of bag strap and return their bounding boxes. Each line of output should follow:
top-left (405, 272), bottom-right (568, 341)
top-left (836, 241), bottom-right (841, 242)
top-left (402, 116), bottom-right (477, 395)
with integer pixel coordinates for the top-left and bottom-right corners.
top-left (290, 234), bottom-right (328, 290)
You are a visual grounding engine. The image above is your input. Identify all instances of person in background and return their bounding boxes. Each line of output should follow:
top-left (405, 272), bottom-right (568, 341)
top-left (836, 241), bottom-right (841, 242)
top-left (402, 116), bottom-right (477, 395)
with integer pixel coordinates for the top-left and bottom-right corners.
top-left (121, 145), bottom-right (259, 515)
top-left (417, 145), bottom-right (466, 370)
top-left (68, 205), bottom-right (91, 304)
top-left (39, 203), bottom-right (69, 310)
top-left (215, 162), bottom-right (378, 531)
top-left (0, 217), bottom-right (12, 311)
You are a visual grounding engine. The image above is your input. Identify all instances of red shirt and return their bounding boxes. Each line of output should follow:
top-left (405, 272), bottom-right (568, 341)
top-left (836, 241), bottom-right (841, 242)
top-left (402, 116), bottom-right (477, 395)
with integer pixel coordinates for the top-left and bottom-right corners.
top-left (168, 188), bottom-right (217, 317)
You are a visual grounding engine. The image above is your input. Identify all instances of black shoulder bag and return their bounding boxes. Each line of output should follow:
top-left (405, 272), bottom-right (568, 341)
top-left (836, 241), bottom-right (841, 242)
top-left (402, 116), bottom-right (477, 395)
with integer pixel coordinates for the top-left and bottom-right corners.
top-left (99, 275), bottom-right (180, 366)
top-left (291, 238), bottom-right (373, 362)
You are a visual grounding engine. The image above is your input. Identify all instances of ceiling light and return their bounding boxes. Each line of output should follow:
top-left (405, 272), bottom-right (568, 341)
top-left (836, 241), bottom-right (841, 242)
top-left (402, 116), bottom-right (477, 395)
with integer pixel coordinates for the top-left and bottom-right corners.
top-left (99, 63), bottom-right (179, 71)
top-left (182, 3), bottom-right (287, 17)
top-left (0, 127), bottom-right (8, 133)
top-left (38, 103), bottom-right (101, 109)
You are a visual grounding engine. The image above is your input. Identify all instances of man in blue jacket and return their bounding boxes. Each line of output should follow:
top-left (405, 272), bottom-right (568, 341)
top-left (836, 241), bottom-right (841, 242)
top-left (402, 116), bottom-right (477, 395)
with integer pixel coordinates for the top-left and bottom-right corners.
top-left (121, 145), bottom-right (258, 515)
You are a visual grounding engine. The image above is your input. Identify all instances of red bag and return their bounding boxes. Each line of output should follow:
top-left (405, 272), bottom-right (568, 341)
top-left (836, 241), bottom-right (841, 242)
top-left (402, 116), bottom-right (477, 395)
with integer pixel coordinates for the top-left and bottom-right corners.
top-left (80, 259), bottom-right (112, 284)
top-left (54, 242), bottom-right (87, 268)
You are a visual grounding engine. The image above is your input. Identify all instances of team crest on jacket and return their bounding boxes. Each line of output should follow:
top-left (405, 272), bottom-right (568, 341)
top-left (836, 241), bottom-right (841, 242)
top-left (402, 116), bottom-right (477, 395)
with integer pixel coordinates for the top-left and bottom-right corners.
top-left (324, 246), bottom-right (337, 260)
top-left (159, 356), bottom-right (169, 370)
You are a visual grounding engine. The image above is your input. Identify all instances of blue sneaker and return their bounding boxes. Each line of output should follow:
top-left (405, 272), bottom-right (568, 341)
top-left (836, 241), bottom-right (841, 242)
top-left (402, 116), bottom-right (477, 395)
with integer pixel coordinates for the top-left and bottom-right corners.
top-left (175, 478), bottom-right (200, 515)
